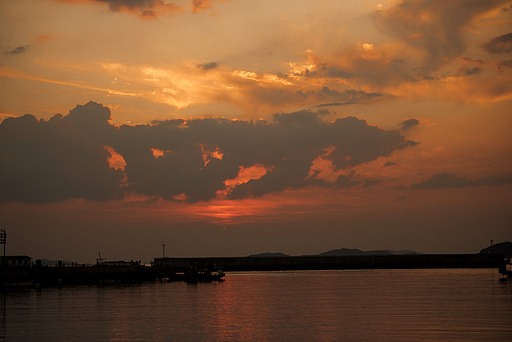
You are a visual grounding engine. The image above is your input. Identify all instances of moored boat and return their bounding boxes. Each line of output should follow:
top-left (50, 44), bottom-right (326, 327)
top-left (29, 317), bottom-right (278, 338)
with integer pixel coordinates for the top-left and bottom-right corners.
top-left (185, 264), bottom-right (225, 283)
top-left (498, 258), bottom-right (511, 279)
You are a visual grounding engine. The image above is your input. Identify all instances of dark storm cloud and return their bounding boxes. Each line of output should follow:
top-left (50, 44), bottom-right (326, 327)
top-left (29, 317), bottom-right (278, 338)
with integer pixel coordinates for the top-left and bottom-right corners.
top-left (399, 118), bottom-right (420, 131)
top-left (411, 172), bottom-right (512, 189)
top-left (272, 109), bottom-right (330, 126)
top-left (0, 102), bottom-right (418, 203)
top-left (0, 102), bottom-right (122, 203)
top-left (455, 66), bottom-right (482, 76)
top-left (482, 32), bottom-right (512, 54)
top-left (497, 60), bottom-right (512, 71)
top-left (311, 88), bottom-right (386, 108)
top-left (4, 46), bottom-right (29, 55)
top-left (360, 179), bottom-right (382, 188)
top-left (95, 0), bottom-right (173, 11)
top-left (62, 0), bottom-right (183, 18)
top-left (197, 62), bottom-right (218, 71)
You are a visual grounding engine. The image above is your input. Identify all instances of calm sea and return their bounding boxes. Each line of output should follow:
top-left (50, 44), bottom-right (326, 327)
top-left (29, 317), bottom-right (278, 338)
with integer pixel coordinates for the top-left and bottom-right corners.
top-left (1, 269), bottom-right (511, 341)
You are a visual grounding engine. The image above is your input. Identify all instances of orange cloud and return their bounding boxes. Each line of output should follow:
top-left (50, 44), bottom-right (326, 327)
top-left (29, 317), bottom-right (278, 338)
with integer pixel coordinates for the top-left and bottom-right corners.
top-left (151, 148), bottom-right (170, 158)
top-left (199, 143), bottom-right (223, 167)
top-left (104, 146), bottom-right (126, 171)
top-left (191, 0), bottom-right (229, 14)
top-left (217, 164), bottom-right (273, 199)
top-left (191, 0), bottom-right (211, 13)
top-left (37, 35), bottom-right (49, 43)
top-left (307, 146), bottom-right (343, 183)
top-left (224, 165), bottom-right (271, 187)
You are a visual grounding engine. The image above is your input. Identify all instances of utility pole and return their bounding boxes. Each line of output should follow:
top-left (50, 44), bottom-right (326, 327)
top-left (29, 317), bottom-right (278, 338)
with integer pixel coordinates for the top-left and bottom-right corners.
top-left (162, 244), bottom-right (166, 258)
top-left (1, 223), bottom-right (6, 266)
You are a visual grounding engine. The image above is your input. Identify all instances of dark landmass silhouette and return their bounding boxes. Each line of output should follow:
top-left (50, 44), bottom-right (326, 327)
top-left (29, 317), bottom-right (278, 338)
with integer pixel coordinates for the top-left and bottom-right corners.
top-left (248, 248), bottom-right (423, 258)
top-left (248, 252), bottom-right (290, 257)
top-left (319, 248), bottom-right (393, 256)
top-left (386, 250), bottom-right (422, 255)
top-left (480, 241), bottom-right (512, 258)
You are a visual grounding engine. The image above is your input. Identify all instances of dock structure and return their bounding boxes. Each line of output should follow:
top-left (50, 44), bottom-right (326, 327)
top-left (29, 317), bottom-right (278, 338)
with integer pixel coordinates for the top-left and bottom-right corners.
top-left (154, 253), bottom-right (506, 272)
top-left (1, 253), bottom-right (507, 289)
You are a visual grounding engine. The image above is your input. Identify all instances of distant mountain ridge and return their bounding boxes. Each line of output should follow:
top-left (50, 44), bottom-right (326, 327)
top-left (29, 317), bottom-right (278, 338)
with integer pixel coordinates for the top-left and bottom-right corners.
top-left (248, 252), bottom-right (290, 258)
top-left (318, 248), bottom-right (393, 256)
top-left (248, 248), bottom-right (422, 258)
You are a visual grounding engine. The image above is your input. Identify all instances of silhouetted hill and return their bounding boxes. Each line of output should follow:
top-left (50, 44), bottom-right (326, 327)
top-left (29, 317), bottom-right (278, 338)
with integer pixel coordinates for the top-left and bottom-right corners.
top-left (479, 241), bottom-right (512, 258)
top-left (318, 248), bottom-right (393, 256)
top-left (248, 248), bottom-right (424, 257)
top-left (386, 250), bottom-right (421, 255)
top-left (248, 252), bottom-right (290, 257)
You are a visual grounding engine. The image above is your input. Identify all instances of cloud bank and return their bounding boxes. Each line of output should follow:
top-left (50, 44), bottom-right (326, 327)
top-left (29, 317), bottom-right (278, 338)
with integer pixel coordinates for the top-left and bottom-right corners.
top-left (482, 32), bottom-right (512, 54)
top-left (411, 172), bottom-right (512, 189)
top-left (0, 102), bottom-right (417, 203)
top-left (4, 46), bottom-right (30, 55)
top-left (399, 118), bottom-right (420, 131)
top-left (59, 0), bottom-right (183, 18)
top-left (60, 0), bottom-right (228, 18)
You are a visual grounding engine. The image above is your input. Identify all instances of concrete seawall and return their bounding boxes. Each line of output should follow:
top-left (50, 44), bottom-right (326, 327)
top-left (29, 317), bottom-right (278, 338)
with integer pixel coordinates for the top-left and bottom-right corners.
top-left (154, 254), bottom-right (505, 272)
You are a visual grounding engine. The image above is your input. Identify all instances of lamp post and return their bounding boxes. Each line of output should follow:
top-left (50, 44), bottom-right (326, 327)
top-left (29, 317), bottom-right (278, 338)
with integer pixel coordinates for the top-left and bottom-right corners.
top-left (162, 244), bottom-right (166, 258)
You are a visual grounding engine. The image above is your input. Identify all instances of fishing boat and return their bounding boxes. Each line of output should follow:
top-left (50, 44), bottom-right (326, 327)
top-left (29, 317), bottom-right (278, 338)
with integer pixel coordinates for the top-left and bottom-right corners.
top-left (499, 260), bottom-right (511, 279)
top-left (185, 264), bottom-right (225, 283)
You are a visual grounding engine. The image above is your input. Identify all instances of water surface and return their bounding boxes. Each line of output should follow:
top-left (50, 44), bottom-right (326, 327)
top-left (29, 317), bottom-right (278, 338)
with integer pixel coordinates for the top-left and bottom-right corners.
top-left (1, 269), bottom-right (511, 341)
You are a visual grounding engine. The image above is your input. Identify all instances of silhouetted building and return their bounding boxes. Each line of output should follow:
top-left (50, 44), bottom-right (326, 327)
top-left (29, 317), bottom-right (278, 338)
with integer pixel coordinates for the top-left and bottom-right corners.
top-left (154, 257), bottom-right (191, 271)
top-left (1, 255), bottom-right (32, 267)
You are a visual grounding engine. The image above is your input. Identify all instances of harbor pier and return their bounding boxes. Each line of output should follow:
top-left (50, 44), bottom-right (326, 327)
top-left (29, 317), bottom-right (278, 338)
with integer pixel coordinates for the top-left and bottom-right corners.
top-left (154, 253), bottom-right (506, 272)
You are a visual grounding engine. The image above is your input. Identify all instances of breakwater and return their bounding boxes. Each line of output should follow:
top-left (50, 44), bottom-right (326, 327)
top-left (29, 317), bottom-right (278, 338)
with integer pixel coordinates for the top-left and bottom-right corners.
top-left (154, 254), bottom-right (506, 272)
top-left (1, 254), bottom-right (505, 289)
top-left (1, 264), bottom-right (160, 287)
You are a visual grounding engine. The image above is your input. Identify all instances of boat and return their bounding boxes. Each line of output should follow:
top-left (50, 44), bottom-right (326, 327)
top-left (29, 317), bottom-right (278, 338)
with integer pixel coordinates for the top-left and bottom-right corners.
top-left (184, 264), bottom-right (225, 283)
top-left (498, 258), bottom-right (511, 279)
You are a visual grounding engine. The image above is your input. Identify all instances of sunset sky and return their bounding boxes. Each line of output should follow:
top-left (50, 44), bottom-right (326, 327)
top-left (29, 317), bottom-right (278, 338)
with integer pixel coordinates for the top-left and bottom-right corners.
top-left (1, 0), bottom-right (511, 263)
